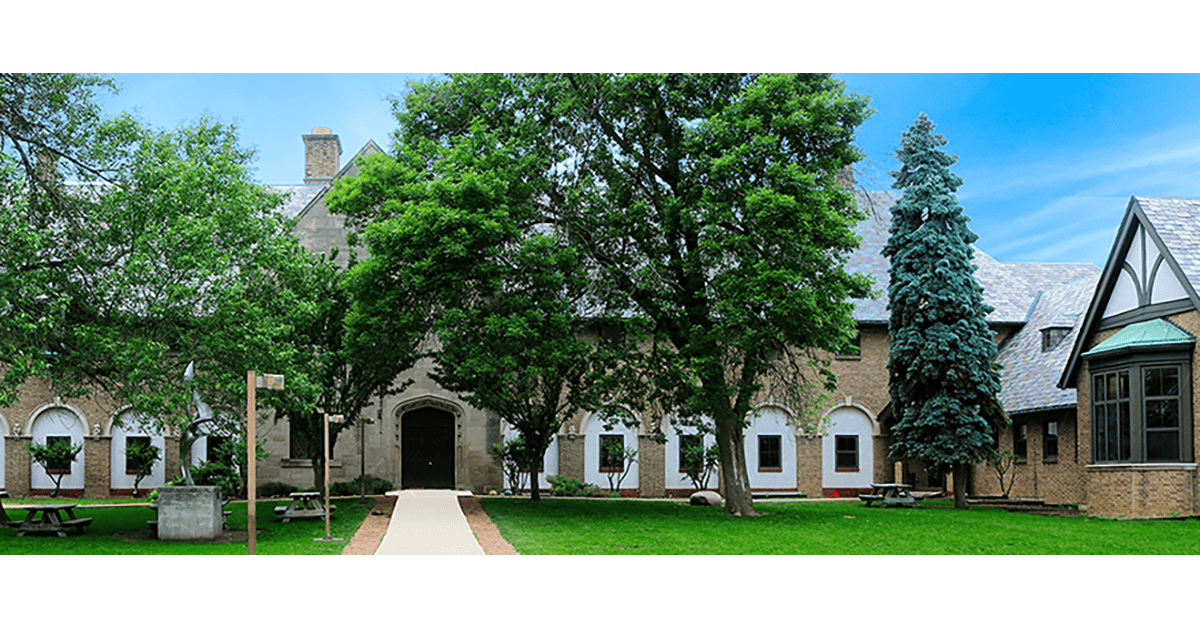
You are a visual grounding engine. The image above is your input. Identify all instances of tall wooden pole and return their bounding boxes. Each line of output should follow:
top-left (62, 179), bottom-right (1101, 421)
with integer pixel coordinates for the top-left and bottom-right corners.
top-left (324, 412), bottom-right (332, 539)
top-left (247, 370), bottom-right (257, 556)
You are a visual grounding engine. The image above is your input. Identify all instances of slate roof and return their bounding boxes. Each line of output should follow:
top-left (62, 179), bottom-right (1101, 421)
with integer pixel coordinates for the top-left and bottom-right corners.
top-left (273, 185), bottom-right (324, 218)
top-left (847, 192), bottom-right (1102, 325)
top-left (995, 275), bottom-right (1099, 414)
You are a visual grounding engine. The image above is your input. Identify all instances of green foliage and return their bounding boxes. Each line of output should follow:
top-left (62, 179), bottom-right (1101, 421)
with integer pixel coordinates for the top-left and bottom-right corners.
top-left (124, 438), bottom-right (161, 497)
top-left (545, 475), bottom-right (601, 497)
top-left (883, 113), bottom-right (1007, 502)
top-left (679, 438), bottom-right (721, 491)
top-left (27, 438), bottom-right (83, 497)
top-left (331, 94), bottom-right (611, 502)
top-left (259, 481), bottom-right (299, 498)
top-left (190, 460), bottom-right (240, 499)
top-left (346, 74), bottom-right (873, 515)
top-left (0, 74), bottom-right (334, 494)
top-left (491, 437), bottom-right (533, 494)
top-left (602, 439), bottom-right (639, 493)
top-left (331, 474), bottom-right (393, 496)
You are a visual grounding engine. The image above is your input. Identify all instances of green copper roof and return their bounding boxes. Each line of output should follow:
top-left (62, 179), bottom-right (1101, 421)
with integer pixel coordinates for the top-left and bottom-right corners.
top-left (1083, 318), bottom-right (1195, 358)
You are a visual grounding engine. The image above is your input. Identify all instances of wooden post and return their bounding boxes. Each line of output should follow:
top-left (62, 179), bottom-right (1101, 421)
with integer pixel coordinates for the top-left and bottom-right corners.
top-left (324, 412), bottom-right (331, 539)
top-left (247, 370), bottom-right (257, 556)
top-left (316, 413), bottom-right (343, 542)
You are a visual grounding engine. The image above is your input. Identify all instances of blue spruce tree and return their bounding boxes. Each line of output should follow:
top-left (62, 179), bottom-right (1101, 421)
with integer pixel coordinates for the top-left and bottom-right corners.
top-left (883, 113), bottom-right (1007, 509)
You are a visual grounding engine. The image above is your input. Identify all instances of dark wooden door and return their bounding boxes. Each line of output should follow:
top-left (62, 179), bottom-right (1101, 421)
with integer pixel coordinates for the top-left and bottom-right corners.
top-left (401, 408), bottom-right (455, 489)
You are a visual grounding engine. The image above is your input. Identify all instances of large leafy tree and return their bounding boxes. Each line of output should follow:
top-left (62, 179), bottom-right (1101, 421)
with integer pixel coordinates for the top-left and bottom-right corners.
top-left (331, 121), bottom-right (611, 501)
top-left (262, 249), bottom-right (422, 496)
top-left (337, 74), bottom-right (872, 515)
top-left (0, 73), bottom-right (140, 403)
top-left (883, 113), bottom-right (1007, 509)
top-left (1, 73), bottom-right (315, 484)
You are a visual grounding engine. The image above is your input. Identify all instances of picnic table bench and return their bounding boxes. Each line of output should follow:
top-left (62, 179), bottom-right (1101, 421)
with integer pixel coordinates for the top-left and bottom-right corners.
top-left (274, 492), bottom-right (335, 523)
top-left (859, 483), bottom-right (920, 508)
top-left (9, 503), bottom-right (93, 537)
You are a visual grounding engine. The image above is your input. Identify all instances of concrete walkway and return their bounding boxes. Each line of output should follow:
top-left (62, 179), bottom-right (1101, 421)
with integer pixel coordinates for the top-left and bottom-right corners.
top-left (374, 489), bottom-right (485, 555)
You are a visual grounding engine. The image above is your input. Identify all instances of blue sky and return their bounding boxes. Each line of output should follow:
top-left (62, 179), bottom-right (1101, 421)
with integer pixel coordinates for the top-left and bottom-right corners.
top-left (98, 73), bottom-right (1200, 270)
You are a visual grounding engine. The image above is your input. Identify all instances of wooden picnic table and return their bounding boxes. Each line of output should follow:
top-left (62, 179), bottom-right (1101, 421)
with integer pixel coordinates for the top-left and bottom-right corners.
top-left (9, 503), bottom-right (93, 537)
top-left (859, 483), bottom-right (919, 507)
top-left (274, 492), bottom-right (335, 523)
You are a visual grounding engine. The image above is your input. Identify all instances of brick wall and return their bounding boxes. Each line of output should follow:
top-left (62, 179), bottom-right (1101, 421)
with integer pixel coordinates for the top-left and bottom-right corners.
top-left (558, 433), bottom-right (585, 482)
top-left (1070, 309), bottom-right (1200, 516)
top-left (84, 436), bottom-right (111, 498)
top-left (1085, 464), bottom-right (1196, 517)
top-left (638, 435), bottom-right (665, 497)
top-left (973, 409), bottom-right (1086, 505)
top-left (5, 436), bottom-right (31, 495)
top-left (796, 435), bottom-right (822, 497)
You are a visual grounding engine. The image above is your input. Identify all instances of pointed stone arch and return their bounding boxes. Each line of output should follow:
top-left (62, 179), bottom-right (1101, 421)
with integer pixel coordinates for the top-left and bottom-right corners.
top-left (395, 395), bottom-right (465, 490)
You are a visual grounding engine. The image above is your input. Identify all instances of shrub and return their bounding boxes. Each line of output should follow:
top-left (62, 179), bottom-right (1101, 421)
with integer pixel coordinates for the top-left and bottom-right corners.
top-left (331, 474), bottom-right (393, 496)
top-left (546, 475), bottom-right (600, 497)
top-left (259, 481), bottom-right (299, 498)
top-left (191, 461), bottom-right (240, 499)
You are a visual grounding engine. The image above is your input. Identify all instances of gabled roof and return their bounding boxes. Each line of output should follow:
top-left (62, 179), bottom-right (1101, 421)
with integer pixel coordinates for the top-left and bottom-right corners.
top-left (295, 139), bottom-right (386, 221)
top-left (1060, 196), bottom-right (1200, 388)
top-left (847, 193), bottom-right (1101, 325)
top-left (996, 275), bottom-right (1097, 414)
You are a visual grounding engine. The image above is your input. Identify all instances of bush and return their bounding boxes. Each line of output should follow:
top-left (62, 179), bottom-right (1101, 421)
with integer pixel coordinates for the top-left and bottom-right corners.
top-left (331, 474), bottom-right (393, 496)
top-left (191, 461), bottom-right (240, 499)
top-left (259, 481), bottom-right (299, 498)
top-left (546, 475), bottom-right (600, 497)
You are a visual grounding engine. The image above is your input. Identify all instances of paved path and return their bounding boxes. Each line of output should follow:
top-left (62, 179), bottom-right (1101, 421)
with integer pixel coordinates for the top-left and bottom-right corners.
top-left (374, 489), bottom-right (485, 555)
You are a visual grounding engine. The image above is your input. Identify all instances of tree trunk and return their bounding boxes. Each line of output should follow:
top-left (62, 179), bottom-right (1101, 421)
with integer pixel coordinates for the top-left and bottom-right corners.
top-left (715, 411), bottom-right (757, 516)
top-left (953, 462), bottom-right (970, 509)
top-left (529, 471), bottom-right (541, 502)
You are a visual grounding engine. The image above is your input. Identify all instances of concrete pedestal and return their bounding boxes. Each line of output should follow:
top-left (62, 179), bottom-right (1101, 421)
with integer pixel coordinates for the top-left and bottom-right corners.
top-left (157, 486), bottom-right (223, 541)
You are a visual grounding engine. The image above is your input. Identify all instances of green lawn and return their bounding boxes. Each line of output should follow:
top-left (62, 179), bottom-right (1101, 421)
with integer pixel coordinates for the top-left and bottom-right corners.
top-left (0, 497), bottom-right (371, 554)
top-left (480, 497), bottom-right (1200, 554)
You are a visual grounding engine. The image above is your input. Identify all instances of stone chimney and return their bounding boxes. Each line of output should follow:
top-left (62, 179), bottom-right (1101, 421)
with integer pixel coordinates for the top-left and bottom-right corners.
top-left (303, 128), bottom-right (342, 184)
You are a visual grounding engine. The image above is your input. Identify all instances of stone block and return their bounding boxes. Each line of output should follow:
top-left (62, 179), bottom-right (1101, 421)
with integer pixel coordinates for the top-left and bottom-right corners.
top-left (157, 486), bottom-right (223, 540)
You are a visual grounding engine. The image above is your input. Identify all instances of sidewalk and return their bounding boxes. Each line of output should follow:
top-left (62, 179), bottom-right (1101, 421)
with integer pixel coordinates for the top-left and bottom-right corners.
top-left (374, 489), bottom-right (485, 555)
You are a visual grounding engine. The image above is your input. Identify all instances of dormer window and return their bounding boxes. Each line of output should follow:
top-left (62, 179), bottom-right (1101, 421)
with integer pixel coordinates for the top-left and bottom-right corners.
top-left (1041, 327), bottom-right (1071, 352)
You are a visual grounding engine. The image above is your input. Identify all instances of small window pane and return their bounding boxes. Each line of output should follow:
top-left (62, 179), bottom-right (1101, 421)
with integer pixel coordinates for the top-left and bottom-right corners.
top-left (600, 434), bottom-right (623, 471)
top-left (1094, 375), bottom-right (1106, 402)
top-left (1119, 402), bottom-right (1131, 461)
top-left (1014, 424), bottom-right (1028, 459)
top-left (1146, 399), bottom-right (1179, 428)
top-left (758, 435), bottom-right (782, 470)
top-left (835, 435), bottom-right (858, 470)
top-left (1147, 431), bottom-right (1179, 461)
top-left (1044, 421), bottom-right (1059, 459)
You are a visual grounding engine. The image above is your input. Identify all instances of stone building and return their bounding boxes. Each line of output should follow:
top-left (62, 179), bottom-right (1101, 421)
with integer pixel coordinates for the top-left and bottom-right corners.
top-left (5, 128), bottom-right (1197, 518)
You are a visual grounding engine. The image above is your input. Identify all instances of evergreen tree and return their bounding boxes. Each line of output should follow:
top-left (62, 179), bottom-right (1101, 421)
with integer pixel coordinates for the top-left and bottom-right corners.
top-left (883, 113), bottom-right (1007, 509)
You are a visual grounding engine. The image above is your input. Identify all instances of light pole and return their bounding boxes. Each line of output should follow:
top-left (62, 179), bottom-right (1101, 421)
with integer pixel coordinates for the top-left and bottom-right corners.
top-left (316, 412), bottom-right (344, 543)
top-left (247, 371), bottom-right (284, 556)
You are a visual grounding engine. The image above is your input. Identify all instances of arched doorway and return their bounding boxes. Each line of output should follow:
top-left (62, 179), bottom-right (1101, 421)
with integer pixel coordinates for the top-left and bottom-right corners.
top-left (401, 407), bottom-right (455, 489)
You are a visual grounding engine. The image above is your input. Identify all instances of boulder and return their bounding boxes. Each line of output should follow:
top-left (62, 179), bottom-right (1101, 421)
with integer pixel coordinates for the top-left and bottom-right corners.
top-left (689, 491), bottom-right (723, 507)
